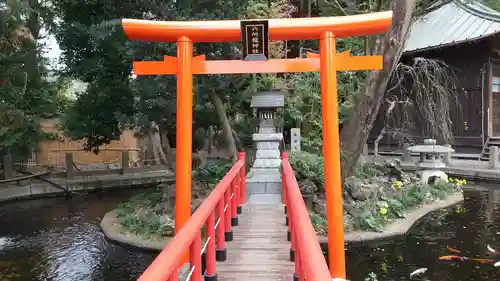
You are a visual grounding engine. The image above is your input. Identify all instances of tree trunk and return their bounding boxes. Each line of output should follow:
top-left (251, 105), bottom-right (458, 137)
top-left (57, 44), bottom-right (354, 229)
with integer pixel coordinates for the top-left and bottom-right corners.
top-left (232, 129), bottom-right (244, 152)
top-left (209, 89), bottom-right (238, 162)
top-left (150, 122), bottom-right (177, 171)
top-left (159, 128), bottom-right (175, 171)
top-left (339, 0), bottom-right (416, 179)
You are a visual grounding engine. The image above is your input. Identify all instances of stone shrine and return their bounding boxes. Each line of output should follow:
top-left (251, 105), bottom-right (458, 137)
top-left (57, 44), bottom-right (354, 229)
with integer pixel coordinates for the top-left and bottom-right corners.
top-left (246, 90), bottom-right (285, 197)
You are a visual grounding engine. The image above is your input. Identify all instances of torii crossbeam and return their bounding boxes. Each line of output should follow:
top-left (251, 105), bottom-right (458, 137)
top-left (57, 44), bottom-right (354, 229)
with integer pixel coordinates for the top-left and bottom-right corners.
top-left (121, 12), bottom-right (392, 279)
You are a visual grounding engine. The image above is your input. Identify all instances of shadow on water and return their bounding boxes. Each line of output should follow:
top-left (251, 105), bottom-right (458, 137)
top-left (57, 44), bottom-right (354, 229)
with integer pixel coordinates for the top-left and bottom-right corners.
top-left (345, 185), bottom-right (500, 281)
top-left (0, 188), bottom-right (157, 281)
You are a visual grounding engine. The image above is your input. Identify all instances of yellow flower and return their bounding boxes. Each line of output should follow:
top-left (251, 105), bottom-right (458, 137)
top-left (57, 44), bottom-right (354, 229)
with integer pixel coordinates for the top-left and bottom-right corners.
top-left (379, 207), bottom-right (388, 216)
top-left (393, 180), bottom-right (403, 189)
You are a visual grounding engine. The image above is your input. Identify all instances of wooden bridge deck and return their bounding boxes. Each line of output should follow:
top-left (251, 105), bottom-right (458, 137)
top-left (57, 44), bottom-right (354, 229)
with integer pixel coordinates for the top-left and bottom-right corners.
top-left (216, 203), bottom-right (294, 281)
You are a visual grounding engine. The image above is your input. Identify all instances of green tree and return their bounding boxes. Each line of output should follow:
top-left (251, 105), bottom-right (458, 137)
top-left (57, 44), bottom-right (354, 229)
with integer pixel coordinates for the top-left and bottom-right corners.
top-left (54, 0), bottom-right (252, 165)
top-left (0, 0), bottom-right (65, 161)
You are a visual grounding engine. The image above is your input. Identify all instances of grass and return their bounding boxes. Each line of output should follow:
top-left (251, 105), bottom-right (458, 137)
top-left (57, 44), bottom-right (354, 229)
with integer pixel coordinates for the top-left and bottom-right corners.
top-left (114, 186), bottom-right (175, 241)
top-left (114, 185), bottom-right (211, 243)
top-left (109, 159), bottom-right (232, 245)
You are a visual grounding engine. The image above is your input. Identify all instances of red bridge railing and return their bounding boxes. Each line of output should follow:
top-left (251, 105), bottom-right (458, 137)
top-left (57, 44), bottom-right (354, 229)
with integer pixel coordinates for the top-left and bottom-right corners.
top-left (282, 152), bottom-right (332, 281)
top-left (137, 152), bottom-right (246, 281)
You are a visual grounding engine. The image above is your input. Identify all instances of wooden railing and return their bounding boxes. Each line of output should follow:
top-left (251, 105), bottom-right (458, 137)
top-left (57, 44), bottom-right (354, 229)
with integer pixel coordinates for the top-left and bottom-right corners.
top-left (137, 152), bottom-right (246, 281)
top-left (282, 152), bottom-right (332, 281)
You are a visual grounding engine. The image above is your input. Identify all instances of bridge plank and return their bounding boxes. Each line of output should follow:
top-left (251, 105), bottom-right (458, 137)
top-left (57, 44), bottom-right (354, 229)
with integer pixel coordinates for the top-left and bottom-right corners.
top-left (216, 204), bottom-right (294, 281)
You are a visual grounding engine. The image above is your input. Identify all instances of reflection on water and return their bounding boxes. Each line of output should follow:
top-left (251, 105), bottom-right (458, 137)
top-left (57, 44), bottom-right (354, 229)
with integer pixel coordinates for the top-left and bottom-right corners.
top-left (0, 190), bottom-right (156, 281)
top-left (346, 186), bottom-right (500, 281)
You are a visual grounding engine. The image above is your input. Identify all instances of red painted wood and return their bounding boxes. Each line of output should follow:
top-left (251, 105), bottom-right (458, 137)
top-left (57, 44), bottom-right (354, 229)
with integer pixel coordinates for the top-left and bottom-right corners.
top-left (190, 232), bottom-right (202, 281)
top-left (136, 159), bottom-right (244, 281)
top-left (231, 179), bottom-right (238, 221)
top-left (205, 211), bottom-right (216, 277)
top-left (282, 156), bottom-right (331, 281)
top-left (216, 198), bottom-right (225, 251)
top-left (224, 188), bottom-right (232, 234)
top-left (238, 152), bottom-right (246, 205)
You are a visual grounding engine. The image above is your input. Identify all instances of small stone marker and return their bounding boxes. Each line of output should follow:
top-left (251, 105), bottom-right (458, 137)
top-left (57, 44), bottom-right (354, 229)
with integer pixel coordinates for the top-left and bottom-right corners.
top-left (290, 128), bottom-right (301, 151)
top-left (443, 144), bottom-right (452, 166)
top-left (489, 146), bottom-right (499, 169)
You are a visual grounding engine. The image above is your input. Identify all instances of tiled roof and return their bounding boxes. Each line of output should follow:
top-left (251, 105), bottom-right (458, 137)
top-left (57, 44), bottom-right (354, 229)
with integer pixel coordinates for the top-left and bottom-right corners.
top-left (404, 0), bottom-right (500, 53)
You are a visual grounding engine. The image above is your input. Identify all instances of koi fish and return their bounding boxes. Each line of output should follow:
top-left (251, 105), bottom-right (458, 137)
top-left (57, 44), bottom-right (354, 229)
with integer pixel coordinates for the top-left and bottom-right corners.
top-left (487, 245), bottom-right (499, 254)
top-left (470, 258), bottom-right (497, 264)
top-left (494, 261), bottom-right (500, 267)
top-left (410, 268), bottom-right (427, 278)
top-left (439, 255), bottom-right (464, 261)
top-left (447, 247), bottom-right (461, 253)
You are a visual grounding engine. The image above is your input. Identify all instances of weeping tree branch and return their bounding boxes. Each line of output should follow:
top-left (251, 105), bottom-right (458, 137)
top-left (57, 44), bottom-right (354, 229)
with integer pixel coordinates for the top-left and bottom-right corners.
top-left (373, 96), bottom-right (411, 156)
top-left (383, 58), bottom-right (463, 146)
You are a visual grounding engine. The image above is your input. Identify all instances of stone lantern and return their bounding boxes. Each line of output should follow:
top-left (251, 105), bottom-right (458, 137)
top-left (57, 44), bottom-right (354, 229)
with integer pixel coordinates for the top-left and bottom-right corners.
top-left (407, 139), bottom-right (455, 184)
top-left (246, 90), bottom-right (286, 199)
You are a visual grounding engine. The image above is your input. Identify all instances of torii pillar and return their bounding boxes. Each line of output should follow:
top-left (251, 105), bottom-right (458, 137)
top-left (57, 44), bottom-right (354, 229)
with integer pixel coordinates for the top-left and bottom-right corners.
top-left (121, 12), bottom-right (392, 278)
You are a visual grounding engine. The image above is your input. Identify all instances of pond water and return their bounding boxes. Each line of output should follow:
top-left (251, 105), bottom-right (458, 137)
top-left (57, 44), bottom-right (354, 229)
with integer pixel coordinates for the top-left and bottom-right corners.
top-left (0, 186), bottom-right (499, 281)
top-left (345, 186), bottom-right (500, 281)
top-left (0, 189), bottom-right (155, 281)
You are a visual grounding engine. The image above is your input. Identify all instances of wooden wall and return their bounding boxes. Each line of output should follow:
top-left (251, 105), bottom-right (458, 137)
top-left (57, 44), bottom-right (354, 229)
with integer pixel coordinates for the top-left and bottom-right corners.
top-left (34, 119), bottom-right (140, 168)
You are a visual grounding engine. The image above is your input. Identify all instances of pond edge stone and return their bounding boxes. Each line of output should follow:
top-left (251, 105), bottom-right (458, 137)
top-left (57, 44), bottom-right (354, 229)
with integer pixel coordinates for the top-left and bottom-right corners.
top-left (318, 192), bottom-right (464, 245)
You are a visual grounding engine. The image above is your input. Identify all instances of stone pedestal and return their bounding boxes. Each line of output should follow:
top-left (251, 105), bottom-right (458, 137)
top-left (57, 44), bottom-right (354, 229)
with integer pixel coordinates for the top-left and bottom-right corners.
top-left (247, 133), bottom-right (283, 195)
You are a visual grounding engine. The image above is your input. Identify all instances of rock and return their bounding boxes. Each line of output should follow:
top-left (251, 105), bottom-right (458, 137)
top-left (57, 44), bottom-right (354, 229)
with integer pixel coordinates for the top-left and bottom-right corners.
top-left (344, 177), bottom-right (363, 198)
top-left (312, 193), bottom-right (319, 204)
top-left (161, 183), bottom-right (176, 213)
top-left (343, 213), bottom-right (353, 227)
top-left (159, 215), bottom-right (175, 237)
top-left (384, 159), bottom-right (404, 180)
top-left (192, 181), bottom-right (210, 198)
top-left (317, 191), bottom-right (326, 200)
top-left (345, 177), bottom-right (378, 201)
top-left (298, 179), bottom-right (316, 196)
top-left (381, 184), bottom-right (397, 198)
top-left (343, 201), bottom-right (354, 214)
top-left (313, 199), bottom-right (327, 218)
top-left (369, 176), bottom-right (387, 187)
top-left (311, 197), bottom-right (354, 219)
top-left (191, 198), bottom-right (205, 213)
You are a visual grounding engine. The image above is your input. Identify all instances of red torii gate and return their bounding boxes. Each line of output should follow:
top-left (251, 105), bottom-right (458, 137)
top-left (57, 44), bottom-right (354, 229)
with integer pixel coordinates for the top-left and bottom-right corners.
top-left (121, 12), bottom-right (392, 278)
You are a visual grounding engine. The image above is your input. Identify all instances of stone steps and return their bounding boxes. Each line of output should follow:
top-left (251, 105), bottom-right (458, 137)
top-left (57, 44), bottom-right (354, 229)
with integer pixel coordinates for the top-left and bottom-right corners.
top-left (252, 159), bottom-right (281, 169)
top-left (256, 150), bottom-right (281, 159)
